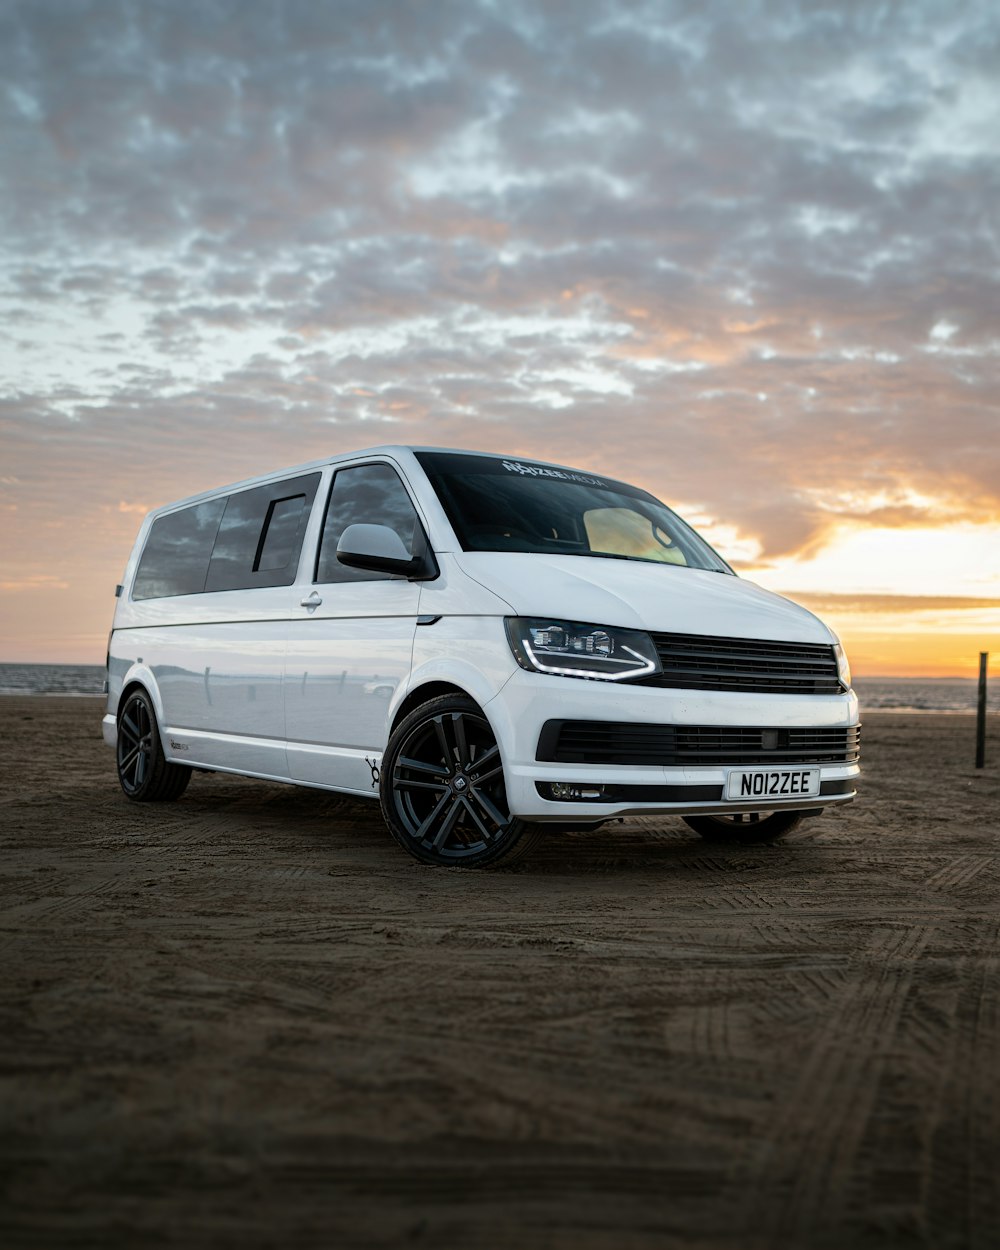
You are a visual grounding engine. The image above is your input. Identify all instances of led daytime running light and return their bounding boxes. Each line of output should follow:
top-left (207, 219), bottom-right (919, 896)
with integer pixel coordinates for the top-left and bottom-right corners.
top-left (522, 639), bottom-right (656, 681)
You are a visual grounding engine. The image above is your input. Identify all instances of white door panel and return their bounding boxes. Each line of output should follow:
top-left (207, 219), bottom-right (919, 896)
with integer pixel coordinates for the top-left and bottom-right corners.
top-left (285, 459), bottom-right (427, 791)
top-left (150, 592), bottom-right (293, 776)
top-left (284, 584), bottom-right (419, 790)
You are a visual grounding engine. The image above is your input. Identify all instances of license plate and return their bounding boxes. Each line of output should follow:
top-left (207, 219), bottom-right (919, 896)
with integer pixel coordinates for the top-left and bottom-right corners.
top-left (725, 767), bottom-right (821, 801)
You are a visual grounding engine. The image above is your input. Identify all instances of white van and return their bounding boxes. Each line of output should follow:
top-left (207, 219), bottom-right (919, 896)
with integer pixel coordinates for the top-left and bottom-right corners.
top-left (104, 447), bottom-right (859, 867)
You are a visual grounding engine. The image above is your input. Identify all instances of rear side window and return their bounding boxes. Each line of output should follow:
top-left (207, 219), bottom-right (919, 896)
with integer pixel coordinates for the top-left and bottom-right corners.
top-left (132, 497), bottom-right (227, 600)
top-left (315, 464), bottom-right (422, 584)
top-left (132, 472), bottom-right (320, 600)
top-left (205, 473), bottom-right (320, 592)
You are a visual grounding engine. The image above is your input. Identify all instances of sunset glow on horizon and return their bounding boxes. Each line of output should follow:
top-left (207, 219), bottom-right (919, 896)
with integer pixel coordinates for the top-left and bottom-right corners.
top-left (2, 1), bottom-right (998, 677)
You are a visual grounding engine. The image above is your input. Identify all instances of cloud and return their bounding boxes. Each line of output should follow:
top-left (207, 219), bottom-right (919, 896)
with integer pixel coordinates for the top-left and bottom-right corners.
top-left (0, 574), bottom-right (70, 592)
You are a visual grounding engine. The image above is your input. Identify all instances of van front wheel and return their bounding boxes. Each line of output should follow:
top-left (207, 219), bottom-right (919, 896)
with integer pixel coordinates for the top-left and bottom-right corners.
top-left (380, 695), bottom-right (541, 868)
top-left (682, 810), bottom-right (803, 843)
top-left (116, 689), bottom-right (191, 802)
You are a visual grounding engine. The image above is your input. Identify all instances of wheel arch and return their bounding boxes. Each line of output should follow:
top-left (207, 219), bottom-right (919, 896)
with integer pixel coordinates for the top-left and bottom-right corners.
top-left (390, 680), bottom-right (477, 734)
top-left (115, 666), bottom-right (168, 739)
top-left (390, 647), bottom-right (514, 741)
top-left (119, 677), bottom-right (150, 707)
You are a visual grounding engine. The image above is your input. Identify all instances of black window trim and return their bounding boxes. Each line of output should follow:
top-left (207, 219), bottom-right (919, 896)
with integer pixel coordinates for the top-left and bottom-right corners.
top-left (252, 491), bottom-right (308, 574)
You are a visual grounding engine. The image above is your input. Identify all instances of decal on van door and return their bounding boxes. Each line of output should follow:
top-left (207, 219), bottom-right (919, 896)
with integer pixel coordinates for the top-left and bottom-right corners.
top-left (365, 757), bottom-right (382, 789)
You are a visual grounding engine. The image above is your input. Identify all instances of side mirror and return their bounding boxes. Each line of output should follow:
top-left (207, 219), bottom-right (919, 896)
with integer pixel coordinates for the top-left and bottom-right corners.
top-left (336, 523), bottom-right (438, 580)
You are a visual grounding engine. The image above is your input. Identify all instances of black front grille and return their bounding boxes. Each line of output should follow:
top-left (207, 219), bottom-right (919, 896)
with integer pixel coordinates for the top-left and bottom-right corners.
top-left (537, 721), bottom-right (861, 767)
top-left (642, 632), bottom-right (842, 694)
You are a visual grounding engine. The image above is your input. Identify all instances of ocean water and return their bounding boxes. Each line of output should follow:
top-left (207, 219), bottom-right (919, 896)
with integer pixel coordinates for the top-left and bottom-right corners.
top-left (0, 663), bottom-right (995, 713)
top-left (0, 664), bottom-right (107, 696)
top-left (855, 675), bottom-right (995, 715)
top-left (853, 677), bottom-right (998, 715)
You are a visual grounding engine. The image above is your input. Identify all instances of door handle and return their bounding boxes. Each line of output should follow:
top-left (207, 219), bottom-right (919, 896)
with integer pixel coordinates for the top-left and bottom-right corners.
top-left (300, 591), bottom-right (323, 610)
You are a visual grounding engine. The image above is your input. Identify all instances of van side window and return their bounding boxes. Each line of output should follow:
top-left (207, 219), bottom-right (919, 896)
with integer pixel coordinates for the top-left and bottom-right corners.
top-left (316, 464), bottom-right (421, 584)
top-left (205, 472), bottom-right (321, 592)
top-left (132, 497), bottom-right (227, 600)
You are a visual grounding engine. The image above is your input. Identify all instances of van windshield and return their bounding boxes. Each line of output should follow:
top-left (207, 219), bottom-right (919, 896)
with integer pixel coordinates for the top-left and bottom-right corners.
top-left (415, 452), bottom-right (731, 573)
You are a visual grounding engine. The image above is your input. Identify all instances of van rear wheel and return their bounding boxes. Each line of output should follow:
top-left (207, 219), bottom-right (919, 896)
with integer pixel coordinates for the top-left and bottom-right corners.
top-left (380, 695), bottom-right (542, 868)
top-left (116, 688), bottom-right (191, 802)
top-left (682, 810), bottom-right (803, 843)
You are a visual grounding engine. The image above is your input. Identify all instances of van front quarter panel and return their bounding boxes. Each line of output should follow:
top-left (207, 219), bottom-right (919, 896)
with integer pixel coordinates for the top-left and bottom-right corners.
top-left (406, 614), bottom-right (520, 725)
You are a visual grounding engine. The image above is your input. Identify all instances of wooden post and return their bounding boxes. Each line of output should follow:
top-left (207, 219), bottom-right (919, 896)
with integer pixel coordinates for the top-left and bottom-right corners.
top-left (976, 652), bottom-right (988, 769)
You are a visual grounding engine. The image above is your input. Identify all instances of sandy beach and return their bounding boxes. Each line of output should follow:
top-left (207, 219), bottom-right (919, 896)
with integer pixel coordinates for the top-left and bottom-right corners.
top-left (1, 697), bottom-right (997, 1248)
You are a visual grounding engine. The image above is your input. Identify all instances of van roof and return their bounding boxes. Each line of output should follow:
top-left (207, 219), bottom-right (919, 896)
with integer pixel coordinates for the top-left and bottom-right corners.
top-left (144, 445), bottom-right (609, 518)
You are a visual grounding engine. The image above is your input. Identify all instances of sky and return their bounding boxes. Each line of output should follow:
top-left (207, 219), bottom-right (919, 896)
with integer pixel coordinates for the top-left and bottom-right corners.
top-left (1, 0), bottom-right (999, 675)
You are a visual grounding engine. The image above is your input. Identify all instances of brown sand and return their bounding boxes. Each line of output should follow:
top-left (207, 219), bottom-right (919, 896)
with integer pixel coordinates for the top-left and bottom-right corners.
top-left (1, 698), bottom-right (998, 1249)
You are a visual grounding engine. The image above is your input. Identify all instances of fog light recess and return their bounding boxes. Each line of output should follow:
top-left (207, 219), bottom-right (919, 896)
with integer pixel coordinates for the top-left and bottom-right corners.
top-left (546, 782), bottom-right (606, 801)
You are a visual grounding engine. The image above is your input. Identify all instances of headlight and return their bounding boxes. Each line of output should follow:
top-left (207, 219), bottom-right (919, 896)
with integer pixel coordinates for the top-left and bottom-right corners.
top-left (505, 617), bottom-right (661, 682)
top-left (834, 642), bottom-right (852, 690)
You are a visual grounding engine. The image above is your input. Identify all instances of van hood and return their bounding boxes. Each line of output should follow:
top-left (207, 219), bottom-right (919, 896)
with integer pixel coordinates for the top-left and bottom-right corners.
top-left (457, 553), bottom-right (835, 644)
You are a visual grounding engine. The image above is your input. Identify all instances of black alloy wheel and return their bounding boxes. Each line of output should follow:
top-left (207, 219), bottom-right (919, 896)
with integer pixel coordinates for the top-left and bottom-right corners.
top-left (380, 695), bottom-right (541, 867)
top-left (682, 810), bottom-right (803, 843)
top-left (116, 688), bottom-right (191, 802)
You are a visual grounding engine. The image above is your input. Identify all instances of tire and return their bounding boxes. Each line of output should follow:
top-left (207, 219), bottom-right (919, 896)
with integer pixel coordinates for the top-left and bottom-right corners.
top-left (682, 810), bottom-right (803, 844)
top-left (116, 688), bottom-right (191, 803)
top-left (380, 695), bottom-right (542, 868)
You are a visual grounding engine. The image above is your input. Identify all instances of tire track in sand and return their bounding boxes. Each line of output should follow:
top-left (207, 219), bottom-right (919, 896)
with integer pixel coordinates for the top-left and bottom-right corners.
top-left (0, 873), bottom-right (121, 934)
top-left (925, 924), bottom-right (1000, 1250)
top-left (962, 933), bottom-right (1000, 1250)
top-left (923, 854), bottom-right (995, 892)
top-left (738, 923), bottom-right (931, 1247)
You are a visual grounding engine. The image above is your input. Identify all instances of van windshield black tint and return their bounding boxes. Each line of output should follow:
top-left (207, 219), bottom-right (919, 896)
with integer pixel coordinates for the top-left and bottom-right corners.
top-left (415, 452), bottom-right (731, 573)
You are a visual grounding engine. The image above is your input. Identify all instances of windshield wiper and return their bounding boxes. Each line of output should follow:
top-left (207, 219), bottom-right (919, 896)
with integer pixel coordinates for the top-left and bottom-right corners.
top-left (560, 550), bottom-right (731, 572)
top-left (563, 551), bottom-right (679, 566)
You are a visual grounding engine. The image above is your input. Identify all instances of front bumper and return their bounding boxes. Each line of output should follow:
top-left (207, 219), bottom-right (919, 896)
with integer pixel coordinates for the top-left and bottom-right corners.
top-left (484, 669), bottom-right (860, 822)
